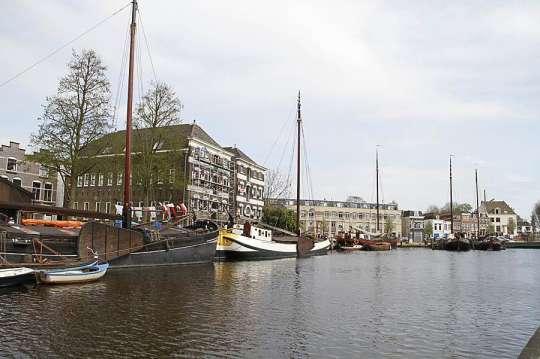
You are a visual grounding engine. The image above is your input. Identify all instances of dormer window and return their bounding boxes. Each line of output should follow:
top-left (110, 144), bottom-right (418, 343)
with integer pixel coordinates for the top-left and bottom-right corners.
top-left (495, 208), bottom-right (500, 214)
top-left (6, 158), bottom-right (17, 172)
top-left (153, 140), bottom-right (164, 150)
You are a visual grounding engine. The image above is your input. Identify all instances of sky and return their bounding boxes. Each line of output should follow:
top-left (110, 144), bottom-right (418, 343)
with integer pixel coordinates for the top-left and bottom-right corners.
top-left (1, 1), bottom-right (539, 218)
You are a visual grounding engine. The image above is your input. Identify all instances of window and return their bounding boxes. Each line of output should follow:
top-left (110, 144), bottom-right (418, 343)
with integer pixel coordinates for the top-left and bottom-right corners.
top-left (84, 174), bottom-right (90, 186)
top-left (39, 167), bottom-right (48, 177)
top-left (73, 202), bottom-right (78, 210)
top-left (77, 176), bottom-right (83, 187)
top-left (105, 202), bottom-right (111, 214)
top-left (83, 202), bottom-right (89, 211)
top-left (12, 177), bottom-right (21, 187)
top-left (98, 174), bottom-right (104, 186)
top-left (117, 172), bottom-right (123, 186)
top-left (6, 158), bottom-right (17, 172)
top-left (32, 181), bottom-right (41, 200)
top-left (153, 140), bottom-right (164, 150)
top-left (495, 208), bottom-right (500, 214)
top-left (95, 202), bottom-right (101, 212)
top-left (43, 182), bottom-right (53, 202)
top-left (90, 174), bottom-right (96, 186)
top-left (169, 169), bottom-right (175, 183)
top-left (496, 217), bottom-right (500, 222)
top-left (107, 173), bottom-right (113, 186)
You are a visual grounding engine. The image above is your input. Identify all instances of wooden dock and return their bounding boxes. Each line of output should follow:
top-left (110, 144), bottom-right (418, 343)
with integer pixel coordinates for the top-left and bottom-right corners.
top-left (520, 327), bottom-right (540, 358)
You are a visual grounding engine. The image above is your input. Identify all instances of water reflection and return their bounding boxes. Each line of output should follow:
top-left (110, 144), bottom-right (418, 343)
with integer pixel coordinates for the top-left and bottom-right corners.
top-left (0, 250), bottom-right (539, 358)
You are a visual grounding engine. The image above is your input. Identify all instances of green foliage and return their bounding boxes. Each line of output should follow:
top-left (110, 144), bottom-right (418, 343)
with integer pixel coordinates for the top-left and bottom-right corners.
top-left (442, 202), bottom-right (473, 214)
top-left (424, 221), bottom-right (433, 238)
top-left (507, 217), bottom-right (515, 234)
top-left (532, 202), bottom-right (540, 228)
top-left (262, 205), bottom-right (297, 233)
top-left (384, 216), bottom-right (394, 234)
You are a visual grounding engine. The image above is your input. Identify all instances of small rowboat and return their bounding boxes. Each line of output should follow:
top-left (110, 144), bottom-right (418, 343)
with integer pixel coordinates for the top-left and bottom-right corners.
top-left (0, 267), bottom-right (36, 287)
top-left (38, 261), bottom-right (109, 284)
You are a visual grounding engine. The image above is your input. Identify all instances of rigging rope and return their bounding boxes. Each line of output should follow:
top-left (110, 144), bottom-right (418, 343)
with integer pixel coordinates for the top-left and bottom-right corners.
top-left (137, 8), bottom-right (158, 83)
top-left (112, 17), bottom-right (131, 129)
top-left (0, 2), bottom-right (132, 88)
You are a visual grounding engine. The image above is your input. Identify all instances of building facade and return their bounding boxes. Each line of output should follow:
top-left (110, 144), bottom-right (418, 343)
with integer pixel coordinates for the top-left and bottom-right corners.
top-left (482, 200), bottom-right (518, 236)
top-left (71, 124), bottom-right (264, 223)
top-left (224, 147), bottom-right (266, 221)
top-left (427, 217), bottom-right (451, 239)
top-left (401, 210), bottom-right (424, 242)
top-left (0, 141), bottom-right (58, 207)
top-left (270, 197), bottom-right (402, 238)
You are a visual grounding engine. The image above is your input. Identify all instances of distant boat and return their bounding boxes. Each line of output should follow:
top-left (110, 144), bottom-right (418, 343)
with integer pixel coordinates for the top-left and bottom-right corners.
top-left (38, 261), bottom-right (109, 284)
top-left (475, 236), bottom-right (504, 251)
top-left (0, 267), bottom-right (35, 287)
top-left (443, 155), bottom-right (471, 252)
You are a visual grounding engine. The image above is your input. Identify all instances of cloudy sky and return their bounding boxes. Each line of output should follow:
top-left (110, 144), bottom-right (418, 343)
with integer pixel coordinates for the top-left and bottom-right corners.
top-left (1, 1), bottom-right (539, 217)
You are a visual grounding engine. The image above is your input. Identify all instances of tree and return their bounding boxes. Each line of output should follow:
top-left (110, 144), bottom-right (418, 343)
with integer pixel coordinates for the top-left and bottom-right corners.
top-left (263, 169), bottom-right (290, 202)
top-left (532, 202), bottom-right (540, 228)
top-left (30, 49), bottom-right (111, 206)
top-left (507, 217), bottom-right (515, 235)
top-left (133, 81), bottom-right (183, 206)
top-left (426, 205), bottom-right (440, 214)
top-left (262, 205), bottom-right (297, 232)
top-left (384, 216), bottom-right (394, 235)
top-left (442, 202), bottom-right (472, 214)
top-left (424, 221), bottom-right (433, 238)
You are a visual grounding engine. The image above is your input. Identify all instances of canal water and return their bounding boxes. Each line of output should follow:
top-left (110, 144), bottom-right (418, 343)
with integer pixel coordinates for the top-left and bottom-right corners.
top-left (1, 249), bottom-right (539, 358)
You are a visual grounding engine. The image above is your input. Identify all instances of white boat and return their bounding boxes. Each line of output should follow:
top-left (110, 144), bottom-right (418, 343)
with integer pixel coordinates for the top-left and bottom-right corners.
top-left (216, 223), bottom-right (330, 260)
top-left (0, 267), bottom-right (36, 287)
top-left (38, 261), bottom-right (109, 284)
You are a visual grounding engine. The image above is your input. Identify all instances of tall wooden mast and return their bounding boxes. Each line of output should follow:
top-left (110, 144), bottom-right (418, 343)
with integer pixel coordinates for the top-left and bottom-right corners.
top-left (449, 155), bottom-right (454, 234)
top-left (122, 0), bottom-right (137, 229)
top-left (475, 169), bottom-right (480, 238)
top-left (376, 147), bottom-right (380, 232)
top-left (296, 91), bottom-right (301, 236)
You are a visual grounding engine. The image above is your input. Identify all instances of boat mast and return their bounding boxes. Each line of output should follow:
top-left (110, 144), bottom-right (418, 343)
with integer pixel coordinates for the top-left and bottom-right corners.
top-left (296, 91), bottom-right (301, 236)
top-left (122, 0), bottom-right (137, 229)
top-left (449, 155), bottom-right (454, 234)
top-left (376, 147), bottom-right (380, 232)
top-left (475, 169), bottom-right (480, 238)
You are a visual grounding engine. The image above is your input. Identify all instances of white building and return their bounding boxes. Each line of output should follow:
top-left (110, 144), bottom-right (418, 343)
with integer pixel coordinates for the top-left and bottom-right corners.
top-left (482, 200), bottom-right (518, 236)
top-left (426, 218), bottom-right (451, 239)
top-left (224, 147), bottom-right (266, 221)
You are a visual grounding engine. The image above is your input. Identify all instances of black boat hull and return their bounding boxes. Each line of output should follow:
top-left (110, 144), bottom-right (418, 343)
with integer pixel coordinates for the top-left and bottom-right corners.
top-left (0, 272), bottom-right (36, 288)
top-left (109, 237), bottom-right (218, 268)
top-left (215, 245), bottom-right (328, 261)
top-left (444, 239), bottom-right (471, 251)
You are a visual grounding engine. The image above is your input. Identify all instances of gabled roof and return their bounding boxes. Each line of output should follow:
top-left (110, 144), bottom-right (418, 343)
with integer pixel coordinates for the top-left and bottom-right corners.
top-left (223, 146), bottom-right (265, 169)
top-left (482, 200), bottom-right (516, 215)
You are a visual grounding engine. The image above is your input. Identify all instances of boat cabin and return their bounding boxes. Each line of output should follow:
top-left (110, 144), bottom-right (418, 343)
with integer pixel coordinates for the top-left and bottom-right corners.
top-left (231, 223), bottom-right (273, 241)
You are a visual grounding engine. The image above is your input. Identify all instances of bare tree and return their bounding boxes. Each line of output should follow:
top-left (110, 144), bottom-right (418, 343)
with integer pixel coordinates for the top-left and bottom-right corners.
top-left (426, 205), bottom-right (440, 214)
top-left (263, 169), bottom-right (290, 202)
top-left (30, 49), bottom-right (111, 206)
top-left (133, 81), bottom-right (183, 207)
top-left (134, 81), bottom-right (182, 128)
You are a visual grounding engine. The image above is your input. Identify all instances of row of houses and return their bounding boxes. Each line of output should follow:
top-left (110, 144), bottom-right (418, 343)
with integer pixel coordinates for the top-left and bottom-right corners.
top-left (1, 123), bottom-right (267, 223)
top-left (402, 200), bottom-right (524, 243)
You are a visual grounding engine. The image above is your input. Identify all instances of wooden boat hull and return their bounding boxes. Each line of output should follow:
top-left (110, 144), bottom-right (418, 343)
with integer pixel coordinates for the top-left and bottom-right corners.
top-left (444, 239), bottom-right (471, 251)
top-left (38, 263), bottom-right (109, 284)
top-left (363, 242), bottom-right (392, 251)
top-left (0, 267), bottom-right (36, 287)
top-left (216, 231), bottom-right (330, 261)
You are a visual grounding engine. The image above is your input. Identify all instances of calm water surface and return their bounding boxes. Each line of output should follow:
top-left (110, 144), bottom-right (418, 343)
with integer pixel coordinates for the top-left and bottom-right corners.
top-left (1, 249), bottom-right (539, 358)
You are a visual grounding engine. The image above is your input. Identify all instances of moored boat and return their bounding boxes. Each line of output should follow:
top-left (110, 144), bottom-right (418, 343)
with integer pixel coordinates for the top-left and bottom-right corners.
top-left (0, 267), bottom-right (36, 287)
top-left (475, 236), bottom-right (504, 251)
top-left (362, 241), bottom-right (392, 251)
top-left (216, 223), bottom-right (330, 261)
top-left (38, 261), bottom-right (109, 284)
